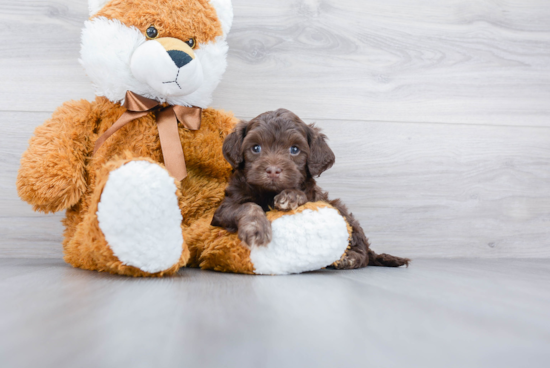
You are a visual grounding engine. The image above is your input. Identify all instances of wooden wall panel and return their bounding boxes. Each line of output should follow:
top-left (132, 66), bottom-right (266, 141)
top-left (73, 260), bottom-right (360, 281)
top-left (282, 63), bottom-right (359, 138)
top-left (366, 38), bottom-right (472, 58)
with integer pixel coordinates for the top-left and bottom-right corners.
top-left (0, 1), bottom-right (549, 126)
top-left (2, 112), bottom-right (549, 258)
top-left (0, 112), bottom-right (64, 258)
top-left (1, 0), bottom-right (549, 258)
top-left (313, 119), bottom-right (550, 258)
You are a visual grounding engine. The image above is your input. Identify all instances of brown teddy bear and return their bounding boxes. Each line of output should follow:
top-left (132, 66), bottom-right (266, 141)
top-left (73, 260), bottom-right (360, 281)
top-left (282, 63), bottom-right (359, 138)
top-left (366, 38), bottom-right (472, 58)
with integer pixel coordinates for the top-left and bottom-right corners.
top-left (16, 0), bottom-right (353, 276)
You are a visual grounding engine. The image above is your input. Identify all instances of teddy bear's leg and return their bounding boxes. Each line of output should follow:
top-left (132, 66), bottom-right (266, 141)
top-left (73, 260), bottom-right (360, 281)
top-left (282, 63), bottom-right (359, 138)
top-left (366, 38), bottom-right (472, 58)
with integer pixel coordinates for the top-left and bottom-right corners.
top-left (184, 202), bottom-right (351, 275)
top-left (64, 158), bottom-right (189, 277)
top-left (184, 217), bottom-right (256, 274)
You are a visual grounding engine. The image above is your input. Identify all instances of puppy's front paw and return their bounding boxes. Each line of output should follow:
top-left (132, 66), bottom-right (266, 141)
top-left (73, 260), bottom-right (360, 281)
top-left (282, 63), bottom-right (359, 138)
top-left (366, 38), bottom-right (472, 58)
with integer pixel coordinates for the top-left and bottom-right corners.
top-left (238, 215), bottom-right (272, 248)
top-left (274, 189), bottom-right (308, 211)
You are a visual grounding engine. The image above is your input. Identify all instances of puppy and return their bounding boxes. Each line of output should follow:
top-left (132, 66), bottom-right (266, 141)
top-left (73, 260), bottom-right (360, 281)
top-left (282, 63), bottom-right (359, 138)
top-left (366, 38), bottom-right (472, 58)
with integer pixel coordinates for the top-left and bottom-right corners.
top-left (211, 109), bottom-right (409, 269)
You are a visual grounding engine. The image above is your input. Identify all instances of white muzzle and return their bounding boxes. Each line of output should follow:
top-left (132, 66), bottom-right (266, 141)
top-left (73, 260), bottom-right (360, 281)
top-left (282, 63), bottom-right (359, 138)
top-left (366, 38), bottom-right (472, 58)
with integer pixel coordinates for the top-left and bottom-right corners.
top-left (130, 38), bottom-right (204, 97)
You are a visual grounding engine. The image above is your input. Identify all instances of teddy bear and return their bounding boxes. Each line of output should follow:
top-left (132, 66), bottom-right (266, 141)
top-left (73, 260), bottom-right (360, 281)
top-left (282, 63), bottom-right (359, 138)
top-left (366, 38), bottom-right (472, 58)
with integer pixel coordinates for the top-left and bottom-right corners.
top-left (16, 0), bottom-right (352, 277)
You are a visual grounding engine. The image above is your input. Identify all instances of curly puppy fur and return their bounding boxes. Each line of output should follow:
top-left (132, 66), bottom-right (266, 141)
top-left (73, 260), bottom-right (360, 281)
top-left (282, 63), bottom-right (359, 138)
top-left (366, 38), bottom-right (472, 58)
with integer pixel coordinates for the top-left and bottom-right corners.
top-left (211, 109), bottom-right (410, 269)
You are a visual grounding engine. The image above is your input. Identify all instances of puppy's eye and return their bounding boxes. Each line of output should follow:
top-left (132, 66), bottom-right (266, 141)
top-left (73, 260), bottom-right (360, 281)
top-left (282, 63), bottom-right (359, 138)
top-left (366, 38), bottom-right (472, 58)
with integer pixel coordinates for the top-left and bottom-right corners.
top-left (252, 145), bottom-right (262, 154)
top-left (290, 146), bottom-right (300, 155)
top-left (146, 26), bottom-right (159, 39)
top-left (185, 38), bottom-right (197, 49)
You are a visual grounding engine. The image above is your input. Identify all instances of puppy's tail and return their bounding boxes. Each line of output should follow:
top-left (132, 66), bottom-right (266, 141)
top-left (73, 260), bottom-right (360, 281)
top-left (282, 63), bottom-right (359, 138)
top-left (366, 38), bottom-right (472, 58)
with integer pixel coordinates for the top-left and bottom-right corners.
top-left (367, 249), bottom-right (410, 267)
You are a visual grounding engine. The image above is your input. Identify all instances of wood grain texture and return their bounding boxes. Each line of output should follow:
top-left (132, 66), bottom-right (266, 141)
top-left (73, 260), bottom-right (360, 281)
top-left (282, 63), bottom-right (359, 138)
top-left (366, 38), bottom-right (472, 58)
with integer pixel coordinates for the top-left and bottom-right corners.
top-left (0, 0), bottom-right (549, 126)
top-left (1, 258), bottom-right (549, 368)
top-left (279, 118), bottom-right (550, 258)
top-left (0, 111), bottom-right (64, 258)
top-left (0, 0), bottom-right (549, 259)
top-left (220, 0), bottom-right (550, 126)
top-left (2, 111), bottom-right (549, 258)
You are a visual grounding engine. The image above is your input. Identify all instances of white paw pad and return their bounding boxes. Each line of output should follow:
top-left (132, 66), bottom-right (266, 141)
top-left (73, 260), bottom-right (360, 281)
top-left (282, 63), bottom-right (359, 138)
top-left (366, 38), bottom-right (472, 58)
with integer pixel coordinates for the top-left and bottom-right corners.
top-left (97, 161), bottom-right (184, 273)
top-left (250, 207), bottom-right (349, 275)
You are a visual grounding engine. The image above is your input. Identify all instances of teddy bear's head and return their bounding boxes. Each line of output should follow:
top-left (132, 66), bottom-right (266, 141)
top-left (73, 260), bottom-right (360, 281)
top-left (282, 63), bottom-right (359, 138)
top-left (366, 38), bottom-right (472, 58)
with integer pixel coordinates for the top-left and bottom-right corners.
top-left (81, 0), bottom-right (233, 108)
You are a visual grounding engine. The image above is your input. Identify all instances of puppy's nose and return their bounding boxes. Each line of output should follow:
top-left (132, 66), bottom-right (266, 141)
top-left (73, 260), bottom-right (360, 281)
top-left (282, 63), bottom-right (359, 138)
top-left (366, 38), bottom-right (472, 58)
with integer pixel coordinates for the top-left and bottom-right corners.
top-left (266, 166), bottom-right (282, 179)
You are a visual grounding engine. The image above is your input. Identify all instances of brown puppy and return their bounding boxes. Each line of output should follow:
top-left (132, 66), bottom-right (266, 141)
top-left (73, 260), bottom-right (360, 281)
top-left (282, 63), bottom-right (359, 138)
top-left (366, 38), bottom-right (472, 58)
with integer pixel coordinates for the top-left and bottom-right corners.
top-left (211, 109), bottom-right (409, 269)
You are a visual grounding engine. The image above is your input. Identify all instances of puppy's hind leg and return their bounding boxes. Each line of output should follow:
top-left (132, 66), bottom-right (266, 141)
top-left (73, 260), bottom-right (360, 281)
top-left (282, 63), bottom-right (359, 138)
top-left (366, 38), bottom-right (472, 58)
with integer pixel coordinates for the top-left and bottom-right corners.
top-left (367, 248), bottom-right (410, 268)
top-left (331, 234), bottom-right (410, 269)
top-left (330, 231), bottom-right (370, 269)
top-left (328, 198), bottom-right (410, 269)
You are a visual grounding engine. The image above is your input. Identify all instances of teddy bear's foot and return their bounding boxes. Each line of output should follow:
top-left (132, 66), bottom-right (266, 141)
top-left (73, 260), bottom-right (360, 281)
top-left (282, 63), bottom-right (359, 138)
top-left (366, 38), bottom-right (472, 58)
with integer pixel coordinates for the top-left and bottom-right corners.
top-left (251, 203), bottom-right (351, 275)
top-left (97, 161), bottom-right (185, 273)
top-left (184, 202), bottom-right (350, 275)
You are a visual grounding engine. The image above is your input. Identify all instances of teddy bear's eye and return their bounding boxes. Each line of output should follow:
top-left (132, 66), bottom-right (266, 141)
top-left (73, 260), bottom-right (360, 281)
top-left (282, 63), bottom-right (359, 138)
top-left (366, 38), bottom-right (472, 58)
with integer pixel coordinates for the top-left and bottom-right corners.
top-left (146, 26), bottom-right (159, 39)
top-left (185, 38), bottom-right (197, 49)
top-left (252, 145), bottom-right (261, 154)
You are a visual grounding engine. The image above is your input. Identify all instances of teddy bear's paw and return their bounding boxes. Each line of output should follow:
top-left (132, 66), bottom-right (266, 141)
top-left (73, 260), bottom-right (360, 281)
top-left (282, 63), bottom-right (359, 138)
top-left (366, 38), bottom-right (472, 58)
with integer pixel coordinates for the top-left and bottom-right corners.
top-left (250, 204), bottom-right (350, 275)
top-left (97, 161), bottom-right (184, 273)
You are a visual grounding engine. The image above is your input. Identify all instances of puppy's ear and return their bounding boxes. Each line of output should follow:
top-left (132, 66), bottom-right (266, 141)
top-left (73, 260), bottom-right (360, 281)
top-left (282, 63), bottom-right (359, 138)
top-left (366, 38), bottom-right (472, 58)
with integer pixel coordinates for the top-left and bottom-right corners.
top-left (307, 124), bottom-right (335, 177)
top-left (223, 120), bottom-right (249, 168)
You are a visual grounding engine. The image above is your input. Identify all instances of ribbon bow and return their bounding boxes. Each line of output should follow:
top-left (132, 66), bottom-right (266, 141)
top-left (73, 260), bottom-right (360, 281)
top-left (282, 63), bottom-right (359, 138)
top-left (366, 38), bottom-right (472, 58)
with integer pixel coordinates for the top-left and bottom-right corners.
top-left (93, 91), bottom-right (202, 181)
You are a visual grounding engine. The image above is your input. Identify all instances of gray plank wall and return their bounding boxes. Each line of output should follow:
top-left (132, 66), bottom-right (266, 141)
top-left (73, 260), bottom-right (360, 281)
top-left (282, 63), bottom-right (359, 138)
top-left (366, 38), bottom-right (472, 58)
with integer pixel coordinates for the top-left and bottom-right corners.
top-left (1, 0), bottom-right (549, 259)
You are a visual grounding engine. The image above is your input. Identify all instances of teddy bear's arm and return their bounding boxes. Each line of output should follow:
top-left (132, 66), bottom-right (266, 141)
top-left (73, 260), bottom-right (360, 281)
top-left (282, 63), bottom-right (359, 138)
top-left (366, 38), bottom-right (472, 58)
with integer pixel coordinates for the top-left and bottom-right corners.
top-left (182, 108), bottom-right (239, 178)
top-left (17, 100), bottom-right (95, 213)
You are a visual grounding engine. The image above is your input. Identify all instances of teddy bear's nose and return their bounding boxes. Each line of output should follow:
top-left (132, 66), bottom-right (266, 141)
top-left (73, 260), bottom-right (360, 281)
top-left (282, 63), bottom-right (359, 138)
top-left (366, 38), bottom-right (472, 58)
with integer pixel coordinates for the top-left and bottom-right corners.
top-left (167, 50), bottom-right (193, 69)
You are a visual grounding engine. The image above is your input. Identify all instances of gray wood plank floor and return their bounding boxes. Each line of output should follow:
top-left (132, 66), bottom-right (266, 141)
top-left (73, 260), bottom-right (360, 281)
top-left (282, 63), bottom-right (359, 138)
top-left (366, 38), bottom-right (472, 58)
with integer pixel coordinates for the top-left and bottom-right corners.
top-left (1, 0), bottom-right (550, 259)
top-left (0, 258), bottom-right (549, 368)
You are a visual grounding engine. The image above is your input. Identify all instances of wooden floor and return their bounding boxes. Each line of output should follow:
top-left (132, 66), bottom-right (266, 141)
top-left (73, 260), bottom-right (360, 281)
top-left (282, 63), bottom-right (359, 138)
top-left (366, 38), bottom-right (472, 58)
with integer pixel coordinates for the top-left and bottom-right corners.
top-left (1, 0), bottom-right (550, 259)
top-left (0, 258), bottom-right (549, 368)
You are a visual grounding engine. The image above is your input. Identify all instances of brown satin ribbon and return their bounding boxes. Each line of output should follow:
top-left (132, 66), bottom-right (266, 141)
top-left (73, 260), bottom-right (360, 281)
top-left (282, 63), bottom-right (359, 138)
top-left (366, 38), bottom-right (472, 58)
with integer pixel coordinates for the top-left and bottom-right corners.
top-left (93, 91), bottom-right (202, 181)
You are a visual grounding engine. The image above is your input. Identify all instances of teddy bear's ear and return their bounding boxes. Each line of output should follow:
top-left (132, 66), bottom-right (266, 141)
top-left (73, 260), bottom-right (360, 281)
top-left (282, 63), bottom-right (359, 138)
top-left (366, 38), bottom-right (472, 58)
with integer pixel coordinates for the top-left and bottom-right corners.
top-left (88, 0), bottom-right (111, 16)
top-left (209, 0), bottom-right (234, 37)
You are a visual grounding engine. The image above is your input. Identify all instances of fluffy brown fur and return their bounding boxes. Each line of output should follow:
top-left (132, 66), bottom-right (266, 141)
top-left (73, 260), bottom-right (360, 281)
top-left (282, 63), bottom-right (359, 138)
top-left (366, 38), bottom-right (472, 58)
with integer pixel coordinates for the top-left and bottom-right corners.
top-left (212, 109), bottom-right (410, 269)
top-left (17, 96), bottom-right (240, 276)
top-left (17, 0), bottom-right (405, 276)
top-left (95, 0), bottom-right (223, 45)
top-left (16, 0), bottom-right (274, 277)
